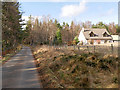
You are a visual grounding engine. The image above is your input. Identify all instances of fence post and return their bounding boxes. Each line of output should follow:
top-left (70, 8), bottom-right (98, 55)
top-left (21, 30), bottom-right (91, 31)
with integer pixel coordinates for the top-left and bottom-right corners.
top-left (94, 46), bottom-right (95, 53)
top-left (78, 46), bottom-right (80, 52)
top-left (65, 44), bottom-right (67, 49)
top-left (87, 46), bottom-right (90, 54)
top-left (111, 44), bottom-right (113, 54)
top-left (59, 45), bottom-right (60, 49)
top-left (74, 45), bottom-right (75, 50)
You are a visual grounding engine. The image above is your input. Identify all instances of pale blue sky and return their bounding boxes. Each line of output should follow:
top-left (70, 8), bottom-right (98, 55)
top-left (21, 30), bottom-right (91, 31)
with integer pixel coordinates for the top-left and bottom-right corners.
top-left (20, 1), bottom-right (118, 25)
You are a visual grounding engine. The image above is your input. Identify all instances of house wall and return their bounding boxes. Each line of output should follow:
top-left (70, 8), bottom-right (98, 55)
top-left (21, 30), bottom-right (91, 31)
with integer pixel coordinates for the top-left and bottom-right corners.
top-left (78, 28), bottom-right (113, 45)
top-left (94, 40), bottom-right (98, 45)
top-left (94, 40), bottom-right (112, 44)
top-left (107, 40), bottom-right (113, 43)
top-left (78, 30), bottom-right (87, 45)
top-left (111, 35), bottom-right (120, 42)
top-left (101, 40), bottom-right (104, 44)
top-left (113, 40), bottom-right (120, 43)
top-left (94, 40), bottom-right (113, 45)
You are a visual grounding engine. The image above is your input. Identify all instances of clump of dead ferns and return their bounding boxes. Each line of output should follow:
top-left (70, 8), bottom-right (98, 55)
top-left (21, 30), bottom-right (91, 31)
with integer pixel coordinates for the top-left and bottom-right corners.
top-left (32, 46), bottom-right (118, 88)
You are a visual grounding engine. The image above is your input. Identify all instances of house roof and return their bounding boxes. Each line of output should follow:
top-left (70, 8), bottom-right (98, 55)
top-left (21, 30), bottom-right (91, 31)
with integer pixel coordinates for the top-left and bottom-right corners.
top-left (82, 28), bottom-right (112, 40)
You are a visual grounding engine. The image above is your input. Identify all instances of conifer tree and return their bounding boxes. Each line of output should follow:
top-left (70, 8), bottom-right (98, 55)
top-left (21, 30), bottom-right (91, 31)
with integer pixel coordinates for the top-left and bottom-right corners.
top-left (2, 2), bottom-right (23, 52)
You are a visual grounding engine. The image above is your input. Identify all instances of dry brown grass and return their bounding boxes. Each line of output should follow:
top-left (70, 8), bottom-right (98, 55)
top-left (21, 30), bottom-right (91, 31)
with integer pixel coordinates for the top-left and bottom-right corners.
top-left (32, 45), bottom-right (118, 88)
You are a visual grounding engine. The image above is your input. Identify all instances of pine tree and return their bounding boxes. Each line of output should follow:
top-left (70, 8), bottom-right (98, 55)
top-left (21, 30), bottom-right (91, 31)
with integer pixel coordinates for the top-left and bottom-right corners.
top-left (2, 2), bottom-right (23, 52)
top-left (56, 28), bottom-right (62, 45)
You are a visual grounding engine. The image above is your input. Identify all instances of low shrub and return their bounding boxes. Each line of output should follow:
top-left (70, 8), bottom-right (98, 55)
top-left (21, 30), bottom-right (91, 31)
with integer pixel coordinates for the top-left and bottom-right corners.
top-left (85, 61), bottom-right (97, 67)
top-left (81, 53), bottom-right (89, 58)
top-left (112, 77), bottom-right (118, 84)
top-left (49, 63), bottom-right (60, 72)
top-left (98, 63), bottom-right (109, 70)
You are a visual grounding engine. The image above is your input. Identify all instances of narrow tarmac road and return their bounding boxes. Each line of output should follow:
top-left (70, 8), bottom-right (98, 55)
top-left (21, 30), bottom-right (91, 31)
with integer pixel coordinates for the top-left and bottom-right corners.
top-left (2, 46), bottom-right (42, 88)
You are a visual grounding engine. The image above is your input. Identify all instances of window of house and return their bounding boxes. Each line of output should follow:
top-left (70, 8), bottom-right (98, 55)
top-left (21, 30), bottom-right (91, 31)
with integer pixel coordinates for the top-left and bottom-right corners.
top-left (103, 32), bottom-right (109, 37)
top-left (89, 32), bottom-right (98, 37)
top-left (104, 40), bottom-right (107, 43)
top-left (89, 32), bottom-right (94, 37)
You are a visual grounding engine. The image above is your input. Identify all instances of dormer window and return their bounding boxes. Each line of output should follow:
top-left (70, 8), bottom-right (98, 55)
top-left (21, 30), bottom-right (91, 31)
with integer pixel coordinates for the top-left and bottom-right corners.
top-left (103, 32), bottom-right (109, 37)
top-left (89, 32), bottom-right (98, 37)
top-left (89, 32), bottom-right (94, 37)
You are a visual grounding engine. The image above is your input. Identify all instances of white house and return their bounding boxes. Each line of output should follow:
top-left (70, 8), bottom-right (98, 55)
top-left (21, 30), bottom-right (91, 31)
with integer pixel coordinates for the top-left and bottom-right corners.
top-left (78, 28), bottom-right (113, 45)
top-left (111, 35), bottom-right (120, 42)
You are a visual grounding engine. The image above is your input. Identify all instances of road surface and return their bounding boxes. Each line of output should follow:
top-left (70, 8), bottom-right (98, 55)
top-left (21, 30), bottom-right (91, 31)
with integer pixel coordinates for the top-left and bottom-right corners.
top-left (2, 46), bottom-right (42, 88)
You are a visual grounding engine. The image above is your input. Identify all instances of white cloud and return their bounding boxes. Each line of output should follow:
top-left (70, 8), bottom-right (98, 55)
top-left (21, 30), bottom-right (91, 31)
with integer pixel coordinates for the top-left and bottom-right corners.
top-left (60, 0), bottom-right (87, 17)
top-left (22, 16), bottom-right (29, 22)
top-left (22, 16), bottom-right (42, 23)
top-left (21, 16), bottom-right (42, 29)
